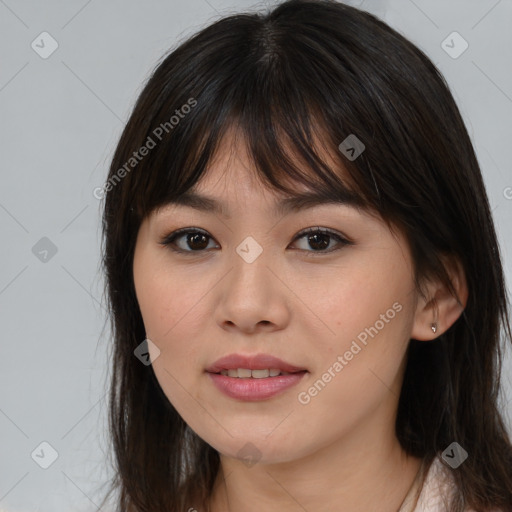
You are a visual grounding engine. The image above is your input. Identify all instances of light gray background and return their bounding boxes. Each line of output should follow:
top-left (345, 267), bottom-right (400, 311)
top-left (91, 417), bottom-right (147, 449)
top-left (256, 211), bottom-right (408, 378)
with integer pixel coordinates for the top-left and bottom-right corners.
top-left (1, 0), bottom-right (511, 511)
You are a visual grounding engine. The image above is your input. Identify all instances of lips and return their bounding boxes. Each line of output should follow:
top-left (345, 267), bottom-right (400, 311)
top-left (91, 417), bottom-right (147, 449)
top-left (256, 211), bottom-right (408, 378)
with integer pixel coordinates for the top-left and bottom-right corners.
top-left (205, 353), bottom-right (307, 375)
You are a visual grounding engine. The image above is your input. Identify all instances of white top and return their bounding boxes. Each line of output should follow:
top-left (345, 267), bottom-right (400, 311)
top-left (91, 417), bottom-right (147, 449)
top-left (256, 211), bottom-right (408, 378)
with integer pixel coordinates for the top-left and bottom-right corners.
top-left (398, 456), bottom-right (501, 512)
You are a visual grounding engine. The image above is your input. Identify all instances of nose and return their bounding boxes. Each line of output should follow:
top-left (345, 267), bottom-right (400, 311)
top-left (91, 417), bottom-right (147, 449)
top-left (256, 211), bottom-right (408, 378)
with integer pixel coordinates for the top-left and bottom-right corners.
top-left (215, 243), bottom-right (291, 335)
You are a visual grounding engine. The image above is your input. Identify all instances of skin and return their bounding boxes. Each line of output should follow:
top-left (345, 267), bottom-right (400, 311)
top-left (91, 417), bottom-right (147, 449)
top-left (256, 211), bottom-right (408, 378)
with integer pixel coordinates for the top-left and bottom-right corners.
top-left (132, 127), bottom-right (468, 512)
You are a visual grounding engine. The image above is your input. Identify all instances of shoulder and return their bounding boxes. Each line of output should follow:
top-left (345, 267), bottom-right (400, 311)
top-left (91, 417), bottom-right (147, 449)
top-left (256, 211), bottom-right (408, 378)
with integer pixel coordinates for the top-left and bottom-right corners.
top-left (412, 456), bottom-right (504, 512)
top-left (412, 456), bottom-right (461, 511)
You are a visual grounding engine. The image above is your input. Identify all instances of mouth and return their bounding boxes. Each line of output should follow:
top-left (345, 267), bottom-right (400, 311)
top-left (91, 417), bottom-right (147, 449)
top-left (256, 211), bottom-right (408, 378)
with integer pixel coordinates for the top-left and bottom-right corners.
top-left (206, 370), bottom-right (308, 401)
top-left (214, 368), bottom-right (305, 378)
top-left (205, 353), bottom-right (307, 375)
top-left (205, 353), bottom-right (308, 401)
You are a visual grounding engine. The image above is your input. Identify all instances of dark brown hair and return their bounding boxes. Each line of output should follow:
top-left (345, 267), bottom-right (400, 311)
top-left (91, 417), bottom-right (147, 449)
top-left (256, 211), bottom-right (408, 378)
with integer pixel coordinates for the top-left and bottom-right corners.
top-left (98, 1), bottom-right (512, 510)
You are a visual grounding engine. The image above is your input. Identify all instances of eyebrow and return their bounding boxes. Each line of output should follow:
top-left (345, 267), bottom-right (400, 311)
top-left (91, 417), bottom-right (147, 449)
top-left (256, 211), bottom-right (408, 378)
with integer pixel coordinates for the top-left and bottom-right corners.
top-left (162, 188), bottom-right (364, 219)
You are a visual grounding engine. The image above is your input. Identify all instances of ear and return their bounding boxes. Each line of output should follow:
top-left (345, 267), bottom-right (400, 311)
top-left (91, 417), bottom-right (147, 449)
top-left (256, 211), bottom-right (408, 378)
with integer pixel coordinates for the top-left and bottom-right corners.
top-left (411, 255), bottom-right (468, 341)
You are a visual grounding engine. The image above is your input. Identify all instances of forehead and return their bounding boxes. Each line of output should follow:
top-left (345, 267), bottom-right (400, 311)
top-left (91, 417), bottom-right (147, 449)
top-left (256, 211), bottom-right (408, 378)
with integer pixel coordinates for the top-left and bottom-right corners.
top-left (150, 119), bottom-right (379, 223)
top-left (183, 122), bottom-right (363, 206)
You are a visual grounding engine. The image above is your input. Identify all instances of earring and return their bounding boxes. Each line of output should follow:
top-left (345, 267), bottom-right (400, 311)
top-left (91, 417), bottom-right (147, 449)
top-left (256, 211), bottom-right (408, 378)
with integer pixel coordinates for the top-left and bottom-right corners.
top-left (431, 322), bottom-right (438, 334)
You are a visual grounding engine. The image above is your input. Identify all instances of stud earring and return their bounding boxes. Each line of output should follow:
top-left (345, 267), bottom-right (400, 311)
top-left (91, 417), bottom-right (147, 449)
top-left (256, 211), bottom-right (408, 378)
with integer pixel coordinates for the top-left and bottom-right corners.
top-left (431, 322), bottom-right (438, 333)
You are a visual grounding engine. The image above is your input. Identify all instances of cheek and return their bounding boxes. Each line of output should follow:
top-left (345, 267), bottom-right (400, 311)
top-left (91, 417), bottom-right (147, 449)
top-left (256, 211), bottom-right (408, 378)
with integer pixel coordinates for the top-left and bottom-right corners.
top-left (133, 262), bottom-right (218, 401)
top-left (134, 268), bottom-right (208, 408)
top-left (300, 254), bottom-right (415, 404)
top-left (313, 261), bottom-right (411, 343)
top-left (291, 283), bottom-right (413, 451)
top-left (134, 260), bottom-right (205, 344)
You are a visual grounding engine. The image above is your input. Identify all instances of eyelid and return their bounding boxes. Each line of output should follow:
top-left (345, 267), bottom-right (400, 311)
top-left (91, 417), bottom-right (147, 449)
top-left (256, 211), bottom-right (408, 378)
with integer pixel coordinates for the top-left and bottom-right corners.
top-left (292, 226), bottom-right (351, 243)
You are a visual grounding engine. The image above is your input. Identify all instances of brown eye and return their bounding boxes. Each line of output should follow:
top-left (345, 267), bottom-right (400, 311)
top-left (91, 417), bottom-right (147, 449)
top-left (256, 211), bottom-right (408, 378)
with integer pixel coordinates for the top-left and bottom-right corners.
top-left (160, 228), bottom-right (218, 253)
top-left (290, 227), bottom-right (352, 255)
top-left (160, 226), bottom-right (352, 257)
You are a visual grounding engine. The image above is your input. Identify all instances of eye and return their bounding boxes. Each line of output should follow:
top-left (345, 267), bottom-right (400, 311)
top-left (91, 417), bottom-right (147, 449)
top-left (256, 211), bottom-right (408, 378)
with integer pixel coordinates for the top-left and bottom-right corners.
top-left (159, 227), bottom-right (218, 254)
top-left (290, 226), bottom-right (352, 255)
top-left (159, 226), bottom-right (352, 256)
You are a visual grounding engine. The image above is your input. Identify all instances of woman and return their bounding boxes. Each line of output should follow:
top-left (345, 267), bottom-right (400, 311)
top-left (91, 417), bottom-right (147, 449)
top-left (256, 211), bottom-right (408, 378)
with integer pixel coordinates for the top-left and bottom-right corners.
top-left (99, 0), bottom-right (512, 510)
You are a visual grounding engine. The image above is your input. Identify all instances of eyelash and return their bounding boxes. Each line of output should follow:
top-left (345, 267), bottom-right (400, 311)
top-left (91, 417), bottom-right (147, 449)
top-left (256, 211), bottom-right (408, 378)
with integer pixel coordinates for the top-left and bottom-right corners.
top-left (159, 226), bottom-right (353, 257)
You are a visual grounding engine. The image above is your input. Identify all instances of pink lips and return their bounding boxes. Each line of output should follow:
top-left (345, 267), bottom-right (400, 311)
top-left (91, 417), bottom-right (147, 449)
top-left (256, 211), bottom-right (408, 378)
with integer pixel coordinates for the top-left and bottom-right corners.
top-left (205, 353), bottom-right (307, 374)
top-left (205, 353), bottom-right (308, 401)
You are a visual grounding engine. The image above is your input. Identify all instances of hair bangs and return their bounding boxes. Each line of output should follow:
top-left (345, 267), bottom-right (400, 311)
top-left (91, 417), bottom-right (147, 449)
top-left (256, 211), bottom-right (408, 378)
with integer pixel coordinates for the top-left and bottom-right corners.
top-left (130, 103), bottom-right (375, 226)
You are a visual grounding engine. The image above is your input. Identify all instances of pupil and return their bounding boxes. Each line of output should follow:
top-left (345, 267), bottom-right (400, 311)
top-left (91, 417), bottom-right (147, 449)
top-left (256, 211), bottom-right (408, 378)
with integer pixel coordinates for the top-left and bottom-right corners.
top-left (309, 233), bottom-right (329, 250)
top-left (188, 233), bottom-right (208, 250)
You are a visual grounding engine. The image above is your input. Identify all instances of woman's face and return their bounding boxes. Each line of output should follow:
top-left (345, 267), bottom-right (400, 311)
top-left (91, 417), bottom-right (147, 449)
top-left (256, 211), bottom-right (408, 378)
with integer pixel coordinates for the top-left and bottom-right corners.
top-left (132, 131), bottom-right (424, 465)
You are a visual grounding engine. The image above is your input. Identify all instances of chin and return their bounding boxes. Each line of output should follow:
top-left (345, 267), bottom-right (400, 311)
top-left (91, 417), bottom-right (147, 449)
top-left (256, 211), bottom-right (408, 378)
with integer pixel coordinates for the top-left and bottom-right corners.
top-left (201, 431), bottom-right (312, 466)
